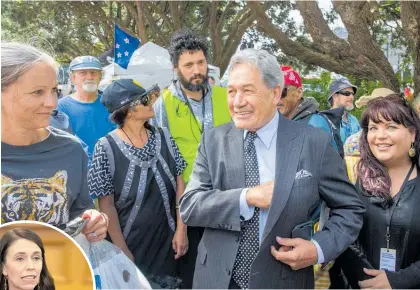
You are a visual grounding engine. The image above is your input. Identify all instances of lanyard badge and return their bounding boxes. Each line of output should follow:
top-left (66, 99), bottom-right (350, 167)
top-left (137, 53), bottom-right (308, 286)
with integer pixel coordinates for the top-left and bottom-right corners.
top-left (379, 163), bottom-right (415, 272)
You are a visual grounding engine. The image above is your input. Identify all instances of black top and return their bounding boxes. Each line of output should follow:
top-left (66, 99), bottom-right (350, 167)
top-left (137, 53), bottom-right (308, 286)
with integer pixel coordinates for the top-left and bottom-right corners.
top-left (338, 173), bottom-right (420, 289)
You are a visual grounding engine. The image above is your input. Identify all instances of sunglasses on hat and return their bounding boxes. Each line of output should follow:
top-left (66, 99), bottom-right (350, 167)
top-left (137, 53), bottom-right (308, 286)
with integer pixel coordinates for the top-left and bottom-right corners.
top-left (130, 90), bottom-right (160, 107)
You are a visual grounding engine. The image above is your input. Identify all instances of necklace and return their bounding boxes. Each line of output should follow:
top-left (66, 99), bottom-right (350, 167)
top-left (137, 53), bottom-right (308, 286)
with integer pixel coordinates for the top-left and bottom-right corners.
top-left (121, 128), bottom-right (136, 146)
top-left (121, 128), bottom-right (149, 147)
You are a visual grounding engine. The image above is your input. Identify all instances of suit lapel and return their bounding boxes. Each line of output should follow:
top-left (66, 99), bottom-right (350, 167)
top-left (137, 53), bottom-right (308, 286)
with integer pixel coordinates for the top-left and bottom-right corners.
top-left (226, 125), bottom-right (246, 189)
top-left (262, 115), bottom-right (303, 242)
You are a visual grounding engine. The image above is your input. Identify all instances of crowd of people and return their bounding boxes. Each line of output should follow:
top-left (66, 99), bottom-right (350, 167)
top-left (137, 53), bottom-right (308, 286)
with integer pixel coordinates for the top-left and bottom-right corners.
top-left (1, 28), bottom-right (420, 289)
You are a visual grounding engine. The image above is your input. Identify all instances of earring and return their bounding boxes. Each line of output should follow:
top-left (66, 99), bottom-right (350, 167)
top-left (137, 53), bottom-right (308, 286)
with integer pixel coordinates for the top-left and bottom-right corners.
top-left (4, 276), bottom-right (7, 290)
top-left (409, 143), bottom-right (416, 157)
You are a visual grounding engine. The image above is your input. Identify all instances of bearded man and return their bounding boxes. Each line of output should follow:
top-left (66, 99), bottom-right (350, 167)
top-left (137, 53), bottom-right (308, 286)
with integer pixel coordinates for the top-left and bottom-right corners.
top-left (151, 29), bottom-right (231, 288)
top-left (57, 56), bottom-right (115, 163)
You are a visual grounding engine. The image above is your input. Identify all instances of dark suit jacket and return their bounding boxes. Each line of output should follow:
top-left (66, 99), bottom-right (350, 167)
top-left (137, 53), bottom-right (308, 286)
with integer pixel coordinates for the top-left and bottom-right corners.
top-left (180, 114), bottom-right (365, 289)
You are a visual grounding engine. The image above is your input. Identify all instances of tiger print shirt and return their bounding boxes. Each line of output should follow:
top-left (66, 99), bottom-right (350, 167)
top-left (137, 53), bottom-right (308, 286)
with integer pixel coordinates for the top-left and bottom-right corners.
top-left (1, 127), bottom-right (94, 226)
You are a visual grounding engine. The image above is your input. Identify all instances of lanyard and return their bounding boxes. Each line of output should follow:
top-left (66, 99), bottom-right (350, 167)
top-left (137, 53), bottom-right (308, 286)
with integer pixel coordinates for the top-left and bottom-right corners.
top-left (385, 163), bottom-right (415, 249)
top-left (180, 87), bottom-right (205, 134)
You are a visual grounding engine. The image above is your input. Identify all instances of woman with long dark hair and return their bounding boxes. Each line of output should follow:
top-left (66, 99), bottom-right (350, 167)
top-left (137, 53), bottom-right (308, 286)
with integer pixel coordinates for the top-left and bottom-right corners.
top-left (338, 94), bottom-right (420, 289)
top-left (1, 228), bottom-right (55, 290)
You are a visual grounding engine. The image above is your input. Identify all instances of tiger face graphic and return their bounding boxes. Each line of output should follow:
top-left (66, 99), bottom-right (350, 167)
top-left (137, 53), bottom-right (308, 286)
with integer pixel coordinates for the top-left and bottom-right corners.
top-left (1, 170), bottom-right (69, 225)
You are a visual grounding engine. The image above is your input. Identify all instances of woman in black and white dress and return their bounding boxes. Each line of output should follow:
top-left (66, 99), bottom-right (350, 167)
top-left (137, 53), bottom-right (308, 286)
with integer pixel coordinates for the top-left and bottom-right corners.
top-left (88, 79), bottom-right (188, 282)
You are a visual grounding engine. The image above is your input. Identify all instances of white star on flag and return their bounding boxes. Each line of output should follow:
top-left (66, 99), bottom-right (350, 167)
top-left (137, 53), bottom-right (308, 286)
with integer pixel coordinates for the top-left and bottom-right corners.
top-left (124, 51), bottom-right (129, 56)
top-left (117, 52), bottom-right (122, 58)
top-left (115, 43), bottom-right (120, 49)
top-left (124, 38), bottom-right (129, 44)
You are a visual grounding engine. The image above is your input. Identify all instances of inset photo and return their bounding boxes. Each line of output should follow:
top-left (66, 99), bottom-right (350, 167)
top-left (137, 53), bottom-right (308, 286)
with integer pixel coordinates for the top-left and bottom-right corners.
top-left (0, 221), bottom-right (94, 290)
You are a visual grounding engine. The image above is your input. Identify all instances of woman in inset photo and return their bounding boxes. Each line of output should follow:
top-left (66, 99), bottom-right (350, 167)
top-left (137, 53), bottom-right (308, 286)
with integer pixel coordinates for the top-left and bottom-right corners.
top-left (0, 228), bottom-right (55, 290)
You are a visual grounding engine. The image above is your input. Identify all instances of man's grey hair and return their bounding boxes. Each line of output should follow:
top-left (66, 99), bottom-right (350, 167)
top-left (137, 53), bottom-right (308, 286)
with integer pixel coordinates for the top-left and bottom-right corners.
top-left (228, 49), bottom-right (284, 89)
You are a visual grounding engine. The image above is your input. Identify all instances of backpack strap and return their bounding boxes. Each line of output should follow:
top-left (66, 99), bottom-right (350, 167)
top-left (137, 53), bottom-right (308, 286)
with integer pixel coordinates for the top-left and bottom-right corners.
top-left (318, 113), bottom-right (345, 158)
top-left (99, 136), bottom-right (115, 177)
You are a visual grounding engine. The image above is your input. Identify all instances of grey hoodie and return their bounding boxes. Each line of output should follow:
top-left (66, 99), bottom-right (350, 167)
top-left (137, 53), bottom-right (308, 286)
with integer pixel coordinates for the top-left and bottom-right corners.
top-left (291, 97), bottom-right (320, 121)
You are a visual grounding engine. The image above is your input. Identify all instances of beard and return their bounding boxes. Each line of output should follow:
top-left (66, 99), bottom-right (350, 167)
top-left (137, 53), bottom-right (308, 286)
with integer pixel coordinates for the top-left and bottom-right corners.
top-left (344, 104), bottom-right (354, 111)
top-left (178, 70), bottom-right (209, 92)
top-left (81, 81), bottom-right (98, 93)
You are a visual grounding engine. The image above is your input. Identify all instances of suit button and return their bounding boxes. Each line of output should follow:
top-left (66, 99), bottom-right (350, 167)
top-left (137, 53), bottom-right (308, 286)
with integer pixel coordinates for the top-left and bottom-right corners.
top-left (235, 236), bottom-right (240, 242)
top-left (226, 269), bottom-right (231, 276)
top-left (240, 215), bottom-right (245, 221)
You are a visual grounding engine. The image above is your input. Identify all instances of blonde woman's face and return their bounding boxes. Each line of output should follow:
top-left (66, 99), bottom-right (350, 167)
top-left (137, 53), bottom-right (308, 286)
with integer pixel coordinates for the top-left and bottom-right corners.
top-left (2, 239), bottom-right (43, 290)
top-left (1, 62), bottom-right (58, 130)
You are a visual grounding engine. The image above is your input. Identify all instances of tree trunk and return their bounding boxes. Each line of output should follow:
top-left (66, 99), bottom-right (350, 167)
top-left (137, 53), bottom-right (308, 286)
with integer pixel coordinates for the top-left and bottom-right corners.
top-left (135, 1), bottom-right (148, 44)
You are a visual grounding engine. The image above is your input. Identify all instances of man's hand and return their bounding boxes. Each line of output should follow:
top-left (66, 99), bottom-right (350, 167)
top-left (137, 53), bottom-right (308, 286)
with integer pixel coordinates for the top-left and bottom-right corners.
top-left (246, 180), bottom-right (274, 209)
top-left (359, 268), bottom-right (392, 289)
top-left (271, 237), bottom-right (318, 270)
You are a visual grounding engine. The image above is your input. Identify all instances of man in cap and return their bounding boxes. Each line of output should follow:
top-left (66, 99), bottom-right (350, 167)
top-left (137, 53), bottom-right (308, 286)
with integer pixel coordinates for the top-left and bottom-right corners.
top-left (277, 66), bottom-right (337, 148)
top-left (328, 78), bottom-right (360, 144)
top-left (151, 29), bottom-right (231, 288)
top-left (57, 56), bottom-right (115, 163)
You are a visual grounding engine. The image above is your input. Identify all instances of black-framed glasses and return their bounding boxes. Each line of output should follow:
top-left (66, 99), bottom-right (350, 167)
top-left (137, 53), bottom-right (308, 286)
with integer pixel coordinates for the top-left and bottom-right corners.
top-left (337, 91), bottom-right (354, 97)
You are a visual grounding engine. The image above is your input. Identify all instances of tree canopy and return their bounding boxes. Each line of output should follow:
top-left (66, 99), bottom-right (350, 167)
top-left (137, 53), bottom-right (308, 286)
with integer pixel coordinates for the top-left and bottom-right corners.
top-left (2, 0), bottom-right (419, 98)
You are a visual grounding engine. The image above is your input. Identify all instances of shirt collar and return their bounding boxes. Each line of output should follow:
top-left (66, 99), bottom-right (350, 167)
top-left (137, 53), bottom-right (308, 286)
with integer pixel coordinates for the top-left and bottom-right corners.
top-left (243, 112), bottom-right (279, 149)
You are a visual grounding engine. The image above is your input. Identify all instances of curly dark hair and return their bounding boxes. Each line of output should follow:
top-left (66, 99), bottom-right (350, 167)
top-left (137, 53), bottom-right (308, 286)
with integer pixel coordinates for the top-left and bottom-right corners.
top-left (358, 94), bottom-right (420, 198)
top-left (0, 228), bottom-right (55, 290)
top-left (168, 29), bottom-right (209, 68)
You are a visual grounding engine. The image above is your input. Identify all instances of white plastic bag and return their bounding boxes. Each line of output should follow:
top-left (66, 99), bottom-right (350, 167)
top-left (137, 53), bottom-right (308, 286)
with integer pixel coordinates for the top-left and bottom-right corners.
top-left (65, 218), bottom-right (152, 289)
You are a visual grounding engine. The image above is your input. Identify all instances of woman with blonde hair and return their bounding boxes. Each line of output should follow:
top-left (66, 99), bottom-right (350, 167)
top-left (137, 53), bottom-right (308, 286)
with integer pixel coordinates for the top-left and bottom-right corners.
top-left (1, 42), bottom-right (107, 241)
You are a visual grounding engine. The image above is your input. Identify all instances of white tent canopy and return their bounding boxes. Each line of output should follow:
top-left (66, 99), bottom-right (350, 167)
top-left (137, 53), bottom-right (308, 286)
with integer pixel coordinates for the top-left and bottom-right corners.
top-left (99, 42), bottom-right (175, 91)
top-left (99, 42), bottom-right (222, 91)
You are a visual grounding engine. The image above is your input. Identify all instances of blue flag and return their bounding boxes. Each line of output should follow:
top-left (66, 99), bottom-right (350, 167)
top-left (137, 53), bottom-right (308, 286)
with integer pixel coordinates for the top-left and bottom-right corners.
top-left (114, 24), bottom-right (140, 69)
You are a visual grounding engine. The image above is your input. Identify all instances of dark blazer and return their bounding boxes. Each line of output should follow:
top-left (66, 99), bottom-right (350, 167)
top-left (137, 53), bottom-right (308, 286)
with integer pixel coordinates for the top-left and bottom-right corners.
top-left (180, 114), bottom-right (365, 289)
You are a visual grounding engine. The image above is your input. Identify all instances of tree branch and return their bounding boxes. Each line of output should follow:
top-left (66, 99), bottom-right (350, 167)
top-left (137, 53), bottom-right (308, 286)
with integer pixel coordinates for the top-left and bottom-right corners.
top-left (248, 1), bottom-right (399, 90)
top-left (135, 1), bottom-right (148, 44)
top-left (333, 1), bottom-right (397, 89)
top-left (295, 1), bottom-right (346, 53)
top-left (142, 3), bottom-right (168, 45)
top-left (400, 1), bottom-right (420, 97)
top-left (168, 1), bottom-right (182, 30)
top-left (216, 1), bottom-right (234, 35)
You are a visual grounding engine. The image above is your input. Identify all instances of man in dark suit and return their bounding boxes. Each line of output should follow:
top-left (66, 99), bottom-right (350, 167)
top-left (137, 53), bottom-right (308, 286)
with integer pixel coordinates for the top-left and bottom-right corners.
top-left (179, 49), bottom-right (365, 289)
